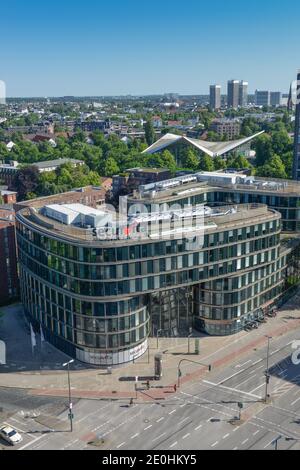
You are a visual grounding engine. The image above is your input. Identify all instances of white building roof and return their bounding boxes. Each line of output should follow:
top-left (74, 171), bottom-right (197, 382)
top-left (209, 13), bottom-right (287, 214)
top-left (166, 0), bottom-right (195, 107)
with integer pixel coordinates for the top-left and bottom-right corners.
top-left (142, 131), bottom-right (265, 158)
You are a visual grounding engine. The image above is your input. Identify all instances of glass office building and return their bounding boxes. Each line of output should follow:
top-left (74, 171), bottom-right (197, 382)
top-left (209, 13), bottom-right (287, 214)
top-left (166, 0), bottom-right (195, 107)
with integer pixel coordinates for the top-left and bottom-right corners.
top-left (16, 195), bottom-right (286, 365)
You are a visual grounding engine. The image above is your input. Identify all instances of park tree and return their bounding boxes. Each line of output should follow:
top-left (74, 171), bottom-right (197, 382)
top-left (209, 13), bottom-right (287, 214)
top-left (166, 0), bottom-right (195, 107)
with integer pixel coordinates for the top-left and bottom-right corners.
top-left (144, 120), bottom-right (155, 146)
top-left (254, 134), bottom-right (274, 166)
top-left (182, 149), bottom-right (199, 170)
top-left (12, 165), bottom-right (40, 201)
top-left (104, 157), bottom-right (120, 177)
top-left (199, 154), bottom-right (214, 172)
top-left (256, 155), bottom-right (287, 179)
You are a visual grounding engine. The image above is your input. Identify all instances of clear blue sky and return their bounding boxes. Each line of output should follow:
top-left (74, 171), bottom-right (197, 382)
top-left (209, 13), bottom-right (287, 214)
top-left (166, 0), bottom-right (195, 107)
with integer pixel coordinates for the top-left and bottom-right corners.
top-left (1, 0), bottom-right (300, 97)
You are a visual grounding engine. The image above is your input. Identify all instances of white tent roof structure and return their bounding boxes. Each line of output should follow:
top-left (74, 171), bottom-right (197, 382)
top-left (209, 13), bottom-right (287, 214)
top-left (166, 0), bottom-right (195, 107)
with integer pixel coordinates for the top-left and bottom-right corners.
top-left (142, 131), bottom-right (265, 158)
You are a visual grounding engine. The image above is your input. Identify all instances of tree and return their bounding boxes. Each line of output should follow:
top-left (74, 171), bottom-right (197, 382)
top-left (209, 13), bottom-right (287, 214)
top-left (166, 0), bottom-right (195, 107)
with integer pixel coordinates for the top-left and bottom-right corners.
top-left (182, 149), bottom-right (199, 170)
top-left (12, 166), bottom-right (40, 201)
top-left (229, 155), bottom-right (253, 170)
top-left (271, 130), bottom-right (292, 156)
top-left (214, 156), bottom-right (226, 170)
top-left (199, 154), bottom-right (214, 172)
top-left (104, 157), bottom-right (120, 177)
top-left (144, 120), bottom-right (155, 146)
top-left (256, 155), bottom-right (287, 179)
top-left (254, 134), bottom-right (274, 166)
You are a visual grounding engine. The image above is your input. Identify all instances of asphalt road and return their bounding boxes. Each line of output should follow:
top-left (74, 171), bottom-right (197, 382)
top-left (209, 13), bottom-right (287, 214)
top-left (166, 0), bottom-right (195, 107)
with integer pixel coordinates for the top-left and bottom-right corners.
top-left (1, 328), bottom-right (300, 450)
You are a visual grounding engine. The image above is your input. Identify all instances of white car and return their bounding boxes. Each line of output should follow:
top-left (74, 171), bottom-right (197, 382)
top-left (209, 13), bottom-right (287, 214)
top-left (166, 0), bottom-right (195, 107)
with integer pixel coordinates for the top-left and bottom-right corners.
top-left (0, 426), bottom-right (23, 446)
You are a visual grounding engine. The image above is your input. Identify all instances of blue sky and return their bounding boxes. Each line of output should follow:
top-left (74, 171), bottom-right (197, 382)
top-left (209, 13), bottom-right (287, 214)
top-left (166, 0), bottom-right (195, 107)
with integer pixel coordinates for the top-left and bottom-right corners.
top-left (1, 0), bottom-right (300, 96)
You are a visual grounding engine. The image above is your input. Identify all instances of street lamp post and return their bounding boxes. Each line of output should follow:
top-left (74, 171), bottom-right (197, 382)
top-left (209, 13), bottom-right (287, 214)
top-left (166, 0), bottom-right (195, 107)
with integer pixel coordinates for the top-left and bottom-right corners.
top-left (63, 359), bottom-right (75, 432)
top-left (156, 329), bottom-right (163, 349)
top-left (188, 333), bottom-right (193, 355)
top-left (272, 435), bottom-right (300, 450)
top-left (177, 358), bottom-right (211, 388)
top-left (264, 336), bottom-right (272, 403)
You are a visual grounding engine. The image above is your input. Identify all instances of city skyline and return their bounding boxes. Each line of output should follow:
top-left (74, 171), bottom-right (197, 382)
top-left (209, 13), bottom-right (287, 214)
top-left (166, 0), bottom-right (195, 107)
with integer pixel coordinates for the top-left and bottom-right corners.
top-left (1, 0), bottom-right (300, 97)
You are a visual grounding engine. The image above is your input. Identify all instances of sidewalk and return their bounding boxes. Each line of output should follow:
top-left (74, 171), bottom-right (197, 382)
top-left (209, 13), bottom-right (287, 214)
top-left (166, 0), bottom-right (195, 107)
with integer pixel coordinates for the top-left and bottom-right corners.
top-left (1, 295), bottom-right (300, 402)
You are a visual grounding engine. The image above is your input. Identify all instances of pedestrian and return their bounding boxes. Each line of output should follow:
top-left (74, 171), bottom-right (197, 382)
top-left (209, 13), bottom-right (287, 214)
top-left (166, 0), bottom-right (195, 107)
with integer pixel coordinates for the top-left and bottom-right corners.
top-left (147, 380), bottom-right (150, 390)
top-left (174, 384), bottom-right (177, 393)
top-left (130, 398), bottom-right (134, 406)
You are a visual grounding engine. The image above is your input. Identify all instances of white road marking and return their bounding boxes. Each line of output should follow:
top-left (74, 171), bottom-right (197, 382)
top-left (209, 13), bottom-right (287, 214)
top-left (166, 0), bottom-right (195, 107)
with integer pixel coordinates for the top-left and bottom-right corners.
top-left (253, 359), bottom-right (263, 366)
top-left (211, 441), bottom-right (219, 447)
top-left (195, 425), bottom-right (203, 431)
top-left (249, 383), bottom-right (265, 394)
top-left (170, 441), bottom-right (178, 448)
top-left (182, 433), bottom-right (191, 440)
top-left (156, 417), bottom-right (164, 423)
top-left (264, 439), bottom-right (275, 449)
top-left (131, 433), bottom-right (139, 439)
top-left (235, 360), bottom-right (252, 369)
top-left (241, 438), bottom-right (249, 445)
top-left (218, 369), bottom-right (246, 384)
top-left (291, 397), bottom-right (300, 406)
top-left (203, 380), bottom-right (261, 399)
top-left (223, 433), bottom-right (230, 439)
top-left (117, 442), bottom-right (125, 449)
top-left (169, 409), bottom-right (176, 415)
top-left (253, 430), bottom-right (260, 436)
top-left (19, 435), bottom-right (46, 451)
top-left (152, 433), bottom-right (166, 442)
top-left (178, 417), bottom-right (190, 426)
top-left (144, 425), bottom-right (152, 431)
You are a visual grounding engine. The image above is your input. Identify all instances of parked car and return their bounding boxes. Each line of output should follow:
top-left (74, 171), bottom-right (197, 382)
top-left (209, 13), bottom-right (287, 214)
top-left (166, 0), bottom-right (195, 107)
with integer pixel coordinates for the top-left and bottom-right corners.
top-left (0, 426), bottom-right (23, 446)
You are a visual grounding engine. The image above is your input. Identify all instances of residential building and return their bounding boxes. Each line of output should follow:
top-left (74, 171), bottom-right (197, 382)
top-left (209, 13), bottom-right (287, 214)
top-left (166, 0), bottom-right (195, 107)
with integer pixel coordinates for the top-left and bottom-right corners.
top-left (239, 81), bottom-right (248, 107)
top-left (209, 85), bottom-right (221, 110)
top-left (0, 190), bottom-right (17, 205)
top-left (270, 92), bottom-right (282, 107)
top-left (0, 159), bottom-right (84, 188)
top-left (75, 119), bottom-right (111, 133)
top-left (255, 90), bottom-right (270, 107)
top-left (210, 119), bottom-right (241, 139)
top-left (227, 80), bottom-right (240, 109)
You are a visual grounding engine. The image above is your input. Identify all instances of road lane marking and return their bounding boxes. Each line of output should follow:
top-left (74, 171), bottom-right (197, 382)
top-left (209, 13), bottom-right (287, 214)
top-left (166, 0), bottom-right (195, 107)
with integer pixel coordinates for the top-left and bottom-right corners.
top-left (241, 438), bottom-right (249, 445)
top-left (152, 433), bottom-right (166, 442)
top-left (264, 439), bottom-right (275, 449)
top-left (156, 417), bottom-right (164, 423)
top-left (131, 433), bottom-right (139, 439)
top-left (203, 380), bottom-right (261, 399)
top-left (182, 433), bottom-right (190, 440)
top-left (218, 369), bottom-right (246, 384)
top-left (178, 417), bottom-right (190, 426)
top-left (249, 383), bottom-right (265, 394)
top-left (144, 425), bottom-right (152, 430)
top-left (169, 409), bottom-right (176, 415)
top-left (291, 397), bottom-right (300, 406)
top-left (195, 425), bottom-right (203, 431)
top-left (223, 433), bottom-right (230, 439)
top-left (235, 360), bottom-right (252, 369)
top-left (211, 441), bottom-right (219, 447)
top-left (117, 442), bottom-right (125, 448)
top-left (253, 359), bottom-right (263, 366)
top-left (170, 441), bottom-right (178, 448)
top-left (19, 435), bottom-right (46, 451)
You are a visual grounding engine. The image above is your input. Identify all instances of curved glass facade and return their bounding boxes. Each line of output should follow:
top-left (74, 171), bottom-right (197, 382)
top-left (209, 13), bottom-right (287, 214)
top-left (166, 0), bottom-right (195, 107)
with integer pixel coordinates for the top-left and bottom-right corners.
top-left (16, 204), bottom-right (285, 365)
